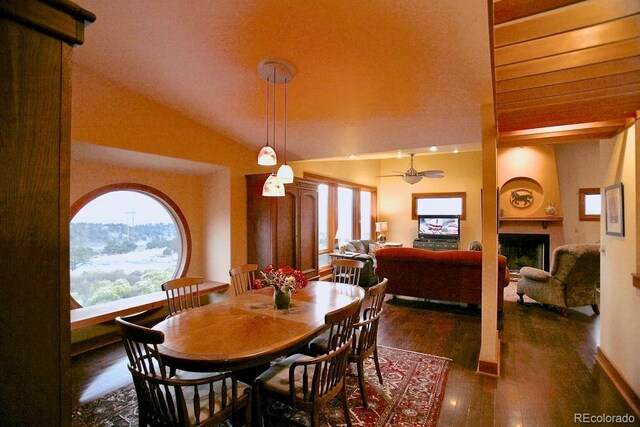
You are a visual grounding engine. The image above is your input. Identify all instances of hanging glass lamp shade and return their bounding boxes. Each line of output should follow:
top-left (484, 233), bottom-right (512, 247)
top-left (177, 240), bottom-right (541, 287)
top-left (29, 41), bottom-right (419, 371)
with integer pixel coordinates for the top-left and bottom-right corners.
top-left (257, 145), bottom-right (277, 166)
top-left (277, 163), bottom-right (294, 184)
top-left (262, 173), bottom-right (285, 197)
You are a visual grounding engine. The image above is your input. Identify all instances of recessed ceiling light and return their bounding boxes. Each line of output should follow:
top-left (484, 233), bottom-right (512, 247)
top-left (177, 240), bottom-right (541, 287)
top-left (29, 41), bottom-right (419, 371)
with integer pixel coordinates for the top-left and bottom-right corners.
top-left (429, 146), bottom-right (438, 152)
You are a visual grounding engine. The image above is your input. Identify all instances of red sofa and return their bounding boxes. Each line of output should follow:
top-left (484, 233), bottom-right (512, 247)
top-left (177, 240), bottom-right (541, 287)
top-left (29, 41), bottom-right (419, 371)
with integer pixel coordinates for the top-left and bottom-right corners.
top-left (375, 247), bottom-right (510, 308)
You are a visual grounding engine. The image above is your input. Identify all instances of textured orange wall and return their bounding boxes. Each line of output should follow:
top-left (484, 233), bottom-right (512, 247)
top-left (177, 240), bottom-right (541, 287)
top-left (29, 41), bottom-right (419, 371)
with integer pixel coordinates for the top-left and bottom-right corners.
top-left (71, 65), bottom-right (266, 273)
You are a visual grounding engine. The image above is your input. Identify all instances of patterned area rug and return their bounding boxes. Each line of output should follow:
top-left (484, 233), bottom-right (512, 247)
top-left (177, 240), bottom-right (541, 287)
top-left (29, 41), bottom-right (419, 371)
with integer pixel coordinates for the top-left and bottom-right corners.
top-left (72, 345), bottom-right (451, 427)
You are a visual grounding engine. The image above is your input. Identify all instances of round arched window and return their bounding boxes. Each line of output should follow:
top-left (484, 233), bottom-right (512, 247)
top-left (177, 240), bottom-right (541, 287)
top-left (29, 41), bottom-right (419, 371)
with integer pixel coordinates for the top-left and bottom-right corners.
top-left (70, 184), bottom-right (190, 308)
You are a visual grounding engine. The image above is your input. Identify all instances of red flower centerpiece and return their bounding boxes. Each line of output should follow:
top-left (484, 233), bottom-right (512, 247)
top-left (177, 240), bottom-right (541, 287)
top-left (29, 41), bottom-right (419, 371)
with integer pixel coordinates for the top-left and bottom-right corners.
top-left (252, 264), bottom-right (308, 309)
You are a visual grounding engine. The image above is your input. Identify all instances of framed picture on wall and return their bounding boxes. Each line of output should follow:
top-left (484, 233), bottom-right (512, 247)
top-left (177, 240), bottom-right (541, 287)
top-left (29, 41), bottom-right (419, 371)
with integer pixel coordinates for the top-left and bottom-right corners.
top-left (604, 183), bottom-right (624, 237)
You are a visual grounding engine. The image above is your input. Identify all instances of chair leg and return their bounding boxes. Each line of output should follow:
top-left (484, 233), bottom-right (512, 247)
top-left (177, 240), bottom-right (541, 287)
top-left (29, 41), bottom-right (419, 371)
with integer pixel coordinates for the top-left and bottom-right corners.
top-left (356, 360), bottom-right (368, 409)
top-left (243, 388), bottom-right (252, 427)
top-left (373, 346), bottom-right (383, 385)
top-left (341, 385), bottom-right (352, 427)
top-left (257, 385), bottom-right (270, 427)
top-left (311, 408), bottom-right (320, 427)
top-left (516, 292), bottom-right (524, 304)
top-left (591, 304), bottom-right (600, 315)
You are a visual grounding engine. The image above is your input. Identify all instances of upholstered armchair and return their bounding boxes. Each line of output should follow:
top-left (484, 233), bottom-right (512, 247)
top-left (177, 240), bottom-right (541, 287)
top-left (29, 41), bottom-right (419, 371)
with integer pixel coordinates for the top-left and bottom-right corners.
top-left (517, 243), bottom-right (600, 315)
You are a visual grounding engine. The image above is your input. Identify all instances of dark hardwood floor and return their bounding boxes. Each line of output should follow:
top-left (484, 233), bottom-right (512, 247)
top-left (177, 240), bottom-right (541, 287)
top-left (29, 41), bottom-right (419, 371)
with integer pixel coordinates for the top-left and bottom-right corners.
top-left (71, 283), bottom-right (637, 426)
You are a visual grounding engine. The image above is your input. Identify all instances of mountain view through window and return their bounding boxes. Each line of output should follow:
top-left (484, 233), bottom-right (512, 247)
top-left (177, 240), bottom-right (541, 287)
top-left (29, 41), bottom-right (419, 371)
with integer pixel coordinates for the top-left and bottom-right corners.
top-left (70, 190), bottom-right (181, 307)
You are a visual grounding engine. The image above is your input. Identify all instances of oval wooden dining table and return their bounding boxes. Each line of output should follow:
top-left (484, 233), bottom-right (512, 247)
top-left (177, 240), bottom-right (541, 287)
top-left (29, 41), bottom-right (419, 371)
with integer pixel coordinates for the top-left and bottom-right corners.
top-left (153, 281), bottom-right (364, 373)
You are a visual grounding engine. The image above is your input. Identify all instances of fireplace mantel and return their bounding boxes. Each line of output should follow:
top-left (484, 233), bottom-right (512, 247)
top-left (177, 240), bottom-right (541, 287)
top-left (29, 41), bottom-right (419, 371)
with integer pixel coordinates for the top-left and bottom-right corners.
top-left (500, 215), bottom-right (563, 229)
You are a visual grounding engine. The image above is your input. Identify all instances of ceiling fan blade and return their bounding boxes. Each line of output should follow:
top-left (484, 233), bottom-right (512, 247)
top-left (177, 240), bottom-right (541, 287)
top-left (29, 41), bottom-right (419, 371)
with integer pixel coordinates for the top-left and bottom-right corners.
top-left (377, 174), bottom-right (404, 178)
top-left (418, 170), bottom-right (445, 178)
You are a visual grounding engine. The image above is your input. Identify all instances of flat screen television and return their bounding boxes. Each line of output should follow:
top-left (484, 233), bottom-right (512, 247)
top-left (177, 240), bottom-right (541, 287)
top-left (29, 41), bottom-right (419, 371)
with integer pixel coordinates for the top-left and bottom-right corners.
top-left (418, 215), bottom-right (460, 240)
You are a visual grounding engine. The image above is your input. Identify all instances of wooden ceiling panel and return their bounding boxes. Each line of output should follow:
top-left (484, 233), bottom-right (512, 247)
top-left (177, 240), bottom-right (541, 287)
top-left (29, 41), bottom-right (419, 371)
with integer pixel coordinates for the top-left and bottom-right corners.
top-left (492, 0), bottom-right (640, 147)
top-left (496, 56), bottom-right (640, 93)
top-left (496, 71), bottom-right (640, 104)
top-left (493, 0), bottom-right (583, 25)
top-left (495, 15), bottom-right (640, 66)
top-left (498, 84), bottom-right (640, 112)
top-left (496, 38), bottom-right (640, 81)
top-left (495, 0), bottom-right (640, 47)
top-left (498, 105), bottom-right (640, 133)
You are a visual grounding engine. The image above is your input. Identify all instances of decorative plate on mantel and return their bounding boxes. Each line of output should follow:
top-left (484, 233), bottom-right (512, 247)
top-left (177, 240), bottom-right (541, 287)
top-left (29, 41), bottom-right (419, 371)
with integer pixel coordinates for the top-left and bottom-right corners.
top-left (500, 177), bottom-right (544, 216)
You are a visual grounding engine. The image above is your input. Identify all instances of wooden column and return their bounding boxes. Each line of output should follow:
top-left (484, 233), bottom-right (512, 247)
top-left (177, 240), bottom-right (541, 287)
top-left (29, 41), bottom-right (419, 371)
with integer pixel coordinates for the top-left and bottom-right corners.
top-left (478, 103), bottom-right (501, 376)
top-left (635, 123), bottom-right (640, 289)
top-left (0, 1), bottom-right (94, 426)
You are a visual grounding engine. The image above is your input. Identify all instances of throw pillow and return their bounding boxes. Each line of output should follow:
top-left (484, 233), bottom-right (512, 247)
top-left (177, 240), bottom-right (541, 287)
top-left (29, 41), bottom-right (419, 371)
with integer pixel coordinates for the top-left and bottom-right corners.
top-left (368, 243), bottom-right (381, 257)
top-left (350, 240), bottom-right (366, 253)
top-left (345, 242), bottom-right (357, 252)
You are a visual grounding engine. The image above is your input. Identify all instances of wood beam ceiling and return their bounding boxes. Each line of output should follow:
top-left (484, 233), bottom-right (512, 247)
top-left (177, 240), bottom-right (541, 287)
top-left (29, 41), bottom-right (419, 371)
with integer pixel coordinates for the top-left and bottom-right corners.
top-left (492, 0), bottom-right (640, 148)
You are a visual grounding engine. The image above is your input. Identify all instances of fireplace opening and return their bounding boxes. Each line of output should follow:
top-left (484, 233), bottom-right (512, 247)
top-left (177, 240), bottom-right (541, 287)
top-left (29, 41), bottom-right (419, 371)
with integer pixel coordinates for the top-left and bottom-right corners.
top-left (499, 233), bottom-right (550, 273)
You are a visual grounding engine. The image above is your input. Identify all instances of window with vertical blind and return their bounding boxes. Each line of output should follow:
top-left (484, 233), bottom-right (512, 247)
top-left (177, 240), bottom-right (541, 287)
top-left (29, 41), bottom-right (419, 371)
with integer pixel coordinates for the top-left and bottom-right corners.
top-left (305, 173), bottom-right (377, 275)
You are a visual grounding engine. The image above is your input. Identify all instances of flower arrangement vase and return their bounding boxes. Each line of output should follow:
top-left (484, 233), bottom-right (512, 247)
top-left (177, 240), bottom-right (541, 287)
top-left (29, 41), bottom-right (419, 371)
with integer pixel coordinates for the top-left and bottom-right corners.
top-left (274, 287), bottom-right (291, 310)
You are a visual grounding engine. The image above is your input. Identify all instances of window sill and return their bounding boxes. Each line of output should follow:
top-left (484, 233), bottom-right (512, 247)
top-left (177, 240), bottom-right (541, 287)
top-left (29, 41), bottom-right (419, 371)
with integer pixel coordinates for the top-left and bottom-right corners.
top-left (70, 281), bottom-right (229, 330)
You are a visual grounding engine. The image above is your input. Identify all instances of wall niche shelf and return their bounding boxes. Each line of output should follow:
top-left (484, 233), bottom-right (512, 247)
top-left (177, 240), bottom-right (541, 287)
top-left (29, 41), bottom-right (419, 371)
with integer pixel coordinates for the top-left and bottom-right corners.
top-left (499, 216), bottom-right (563, 229)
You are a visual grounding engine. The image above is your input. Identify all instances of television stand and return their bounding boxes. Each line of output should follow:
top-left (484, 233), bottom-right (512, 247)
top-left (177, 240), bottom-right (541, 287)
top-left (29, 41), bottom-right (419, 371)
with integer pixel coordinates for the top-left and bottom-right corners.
top-left (413, 238), bottom-right (458, 251)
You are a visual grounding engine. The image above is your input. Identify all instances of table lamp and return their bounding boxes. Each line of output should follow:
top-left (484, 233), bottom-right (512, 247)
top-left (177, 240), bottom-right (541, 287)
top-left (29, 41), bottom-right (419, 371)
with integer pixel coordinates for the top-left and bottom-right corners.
top-left (375, 222), bottom-right (388, 243)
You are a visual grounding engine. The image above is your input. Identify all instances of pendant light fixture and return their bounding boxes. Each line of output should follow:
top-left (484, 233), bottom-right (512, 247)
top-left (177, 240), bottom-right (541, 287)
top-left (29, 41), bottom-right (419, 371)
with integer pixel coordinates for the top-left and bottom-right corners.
top-left (277, 76), bottom-right (294, 183)
top-left (262, 172), bottom-right (285, 197)
top-left (257, 71), bottom-right (277, 166)
top-left (258, 60), bottom-right (294, 196)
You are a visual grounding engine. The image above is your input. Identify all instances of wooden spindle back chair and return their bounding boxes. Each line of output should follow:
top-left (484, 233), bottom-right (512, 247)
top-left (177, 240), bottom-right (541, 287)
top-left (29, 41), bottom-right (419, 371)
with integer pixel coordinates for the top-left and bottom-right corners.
top-left (255, 297), bottom-right (362, 427)
top-left (115, 316), bottom-right (251, 426)
top-left (229, 264), bottom-right (259, 296)
top-left (349, 278), bottom-right (388, 408)
top-left (161, 276), bottom-right (204, 317)
top-left (331, 259), bottom-right (365, 286)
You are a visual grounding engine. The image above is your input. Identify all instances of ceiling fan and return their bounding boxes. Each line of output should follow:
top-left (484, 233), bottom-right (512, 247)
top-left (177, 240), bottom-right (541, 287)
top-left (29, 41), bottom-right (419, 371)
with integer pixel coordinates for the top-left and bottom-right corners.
top-left (379, 153), bottom-right (444, 184)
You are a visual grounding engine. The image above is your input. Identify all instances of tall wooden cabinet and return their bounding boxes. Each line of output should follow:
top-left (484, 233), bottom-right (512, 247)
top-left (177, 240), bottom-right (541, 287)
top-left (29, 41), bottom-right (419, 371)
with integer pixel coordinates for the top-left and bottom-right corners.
top-left (246, 174), bottom-right (319, 279)
top-left (0, 1), bottom-right (94, 426)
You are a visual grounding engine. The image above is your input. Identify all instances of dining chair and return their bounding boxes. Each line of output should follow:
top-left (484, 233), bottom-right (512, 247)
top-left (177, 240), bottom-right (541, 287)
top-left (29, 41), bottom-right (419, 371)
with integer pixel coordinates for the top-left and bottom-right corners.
top-left (348, 278), bottom-right (388, 409)
top-left (229, 263), bottom-right (259, 296)
top-left (162, 276), bottom-right (204, 317)
top-left (306, 279), bottom-right (388, 408)
top-left (255, 298), bottom-right (362, 427)
top-left (331, 258), bottom-right (365, 286)
top-left (115, 316), bottom-right (252, 427)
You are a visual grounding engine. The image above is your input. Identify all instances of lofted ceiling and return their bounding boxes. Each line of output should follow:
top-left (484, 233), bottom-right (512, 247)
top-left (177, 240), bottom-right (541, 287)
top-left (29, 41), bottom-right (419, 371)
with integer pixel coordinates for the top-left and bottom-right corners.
top-left (72, 1), bottom-right (639, 162)
top-left (72, 0), bottom-right (493, 161)
top-left (493, 0), bottom-right (640, 148)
